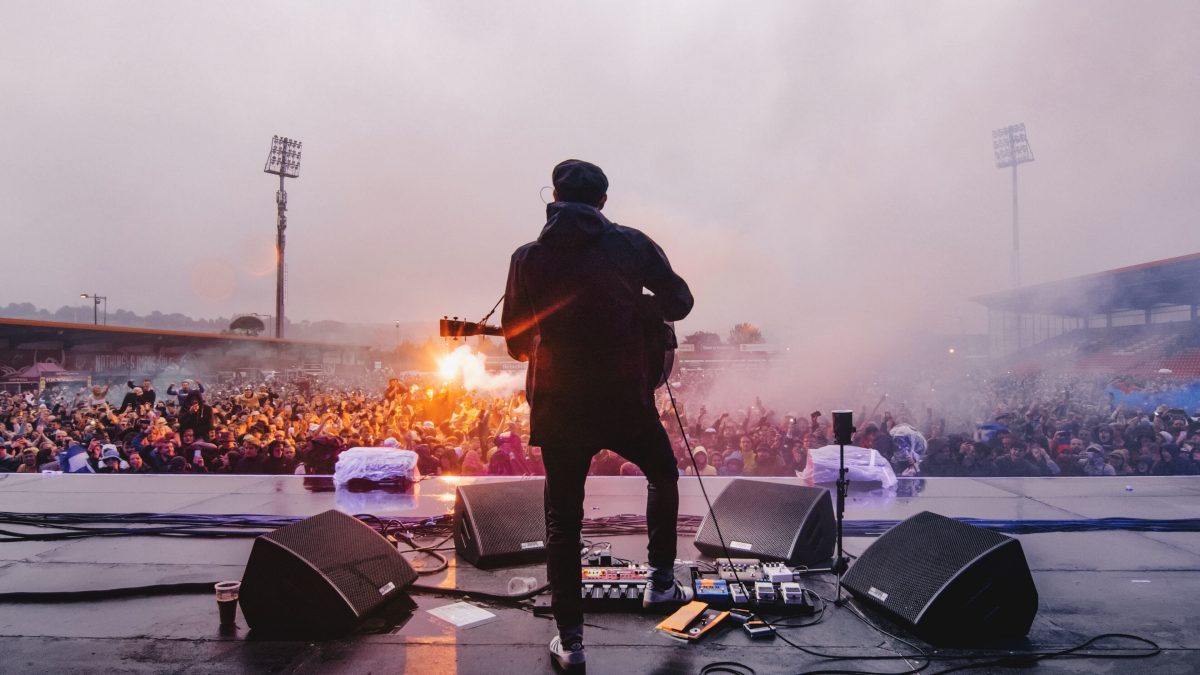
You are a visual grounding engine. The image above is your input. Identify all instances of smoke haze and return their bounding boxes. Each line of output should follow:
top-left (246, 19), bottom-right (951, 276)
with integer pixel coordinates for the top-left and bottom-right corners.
top-left (439, 344), bottom-right (524, 393)
top-left (3, 1), bottom-right (1199, 405)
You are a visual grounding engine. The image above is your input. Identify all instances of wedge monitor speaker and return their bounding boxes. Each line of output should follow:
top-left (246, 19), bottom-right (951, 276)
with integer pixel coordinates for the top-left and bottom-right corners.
top-left (693, 479), bottom-right (836, 566)
top-left (842, 511), bottom-right (1038, 644)
top-left (454, 479), bottom-right (548, 569)
top-left (240, 510), bottom-right (417, 637)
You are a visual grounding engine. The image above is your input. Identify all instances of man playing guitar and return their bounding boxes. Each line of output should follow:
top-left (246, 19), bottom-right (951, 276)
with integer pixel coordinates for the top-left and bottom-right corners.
top-left (502, 159), bottom-right (694, 669)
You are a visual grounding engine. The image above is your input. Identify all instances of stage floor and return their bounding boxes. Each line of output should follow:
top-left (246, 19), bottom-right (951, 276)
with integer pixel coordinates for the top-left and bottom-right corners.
top-left (1, 473), bottom-right (1198, 674)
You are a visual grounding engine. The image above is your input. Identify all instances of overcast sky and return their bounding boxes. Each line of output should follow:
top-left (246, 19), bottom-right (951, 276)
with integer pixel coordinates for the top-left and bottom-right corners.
top-left (4, 1), bottom-right (1199, 347)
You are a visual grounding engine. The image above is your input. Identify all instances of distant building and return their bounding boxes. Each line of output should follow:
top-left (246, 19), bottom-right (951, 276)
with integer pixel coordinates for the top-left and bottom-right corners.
top-left (0, 318), bottom-right (368, 389)
top-left (973, 253), bottom-right (1200, 378)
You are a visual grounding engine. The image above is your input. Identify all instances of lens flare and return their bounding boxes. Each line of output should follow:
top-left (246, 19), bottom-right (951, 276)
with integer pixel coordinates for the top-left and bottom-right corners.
top-left (439, 348), bottom-right (472, 381)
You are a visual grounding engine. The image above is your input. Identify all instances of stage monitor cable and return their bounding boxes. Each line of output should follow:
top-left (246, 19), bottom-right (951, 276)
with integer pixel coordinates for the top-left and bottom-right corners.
top-left (0, 582), bottom-right (216, 603)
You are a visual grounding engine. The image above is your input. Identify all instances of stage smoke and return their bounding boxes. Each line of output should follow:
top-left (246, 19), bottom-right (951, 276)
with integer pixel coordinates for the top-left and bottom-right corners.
top-left (437, 345), bottom-right (523, 393)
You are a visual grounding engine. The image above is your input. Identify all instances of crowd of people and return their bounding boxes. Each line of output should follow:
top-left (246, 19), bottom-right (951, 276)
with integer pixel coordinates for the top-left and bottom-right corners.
top-left (0, 375), bottom-right (531, 477)
top-left (2, 367), bottom-right (1198, 480)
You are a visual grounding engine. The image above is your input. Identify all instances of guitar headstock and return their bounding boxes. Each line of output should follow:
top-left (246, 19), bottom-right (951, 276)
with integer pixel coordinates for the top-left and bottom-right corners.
top-left (440, 317), bottom-right (503, 338)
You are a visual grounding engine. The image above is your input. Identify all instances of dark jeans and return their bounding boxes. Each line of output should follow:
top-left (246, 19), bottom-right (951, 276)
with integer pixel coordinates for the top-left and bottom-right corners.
top-left (541, 422), bottom-right (680, 640)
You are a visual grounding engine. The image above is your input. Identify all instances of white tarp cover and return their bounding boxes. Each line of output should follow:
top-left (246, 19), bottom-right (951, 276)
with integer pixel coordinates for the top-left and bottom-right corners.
top-left (334, 447), bottom-right (420, 487)
top-left (799, 444), bottom-right (898, 488)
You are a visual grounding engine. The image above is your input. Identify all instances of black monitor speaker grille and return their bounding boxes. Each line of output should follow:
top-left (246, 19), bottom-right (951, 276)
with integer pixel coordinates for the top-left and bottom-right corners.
top-left (454, 479), bottom-right (547, 569)
top-left (693, 479), bottom-right (835, 566)
top-left (240, 510), bottom-right (417, 637)
top-left (843, 511), bottom-right (1038, 644)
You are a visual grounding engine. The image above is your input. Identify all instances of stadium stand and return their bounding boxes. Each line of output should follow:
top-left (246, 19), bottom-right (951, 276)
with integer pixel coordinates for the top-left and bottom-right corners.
top-left (975, 253), bottom-right (1200, 378)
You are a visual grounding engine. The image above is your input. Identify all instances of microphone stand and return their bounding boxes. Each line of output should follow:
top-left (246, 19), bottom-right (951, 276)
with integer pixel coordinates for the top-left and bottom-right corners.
top-left (831, 412), bottom-right (855, 607)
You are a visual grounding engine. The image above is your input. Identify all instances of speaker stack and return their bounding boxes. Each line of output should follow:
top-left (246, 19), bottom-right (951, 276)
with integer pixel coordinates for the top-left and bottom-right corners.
top-left (693, 479), bottom-right (836, 566)
top-left (843, 511), bottom-right (1039, 644)
top-left (239, 510), bottom-right (418, 637)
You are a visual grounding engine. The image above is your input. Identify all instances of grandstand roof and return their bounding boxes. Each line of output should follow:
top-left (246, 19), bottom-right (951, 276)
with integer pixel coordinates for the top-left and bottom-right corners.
top-left (972, 252), bottom-right (1200, 317)
top-left (0, 317), bottom-right (360, 351)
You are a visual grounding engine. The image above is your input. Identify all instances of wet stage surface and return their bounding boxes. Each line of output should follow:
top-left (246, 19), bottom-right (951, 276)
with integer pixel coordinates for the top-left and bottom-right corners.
top-left (1, 473), bottom-right (1197, 674)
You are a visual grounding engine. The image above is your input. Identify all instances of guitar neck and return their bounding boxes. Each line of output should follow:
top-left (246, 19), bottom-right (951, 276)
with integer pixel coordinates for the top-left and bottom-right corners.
top-left (440, 318), bottom-right (503, 338)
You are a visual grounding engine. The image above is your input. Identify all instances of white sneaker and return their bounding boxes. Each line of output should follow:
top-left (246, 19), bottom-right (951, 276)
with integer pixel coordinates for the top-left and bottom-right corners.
top-left (642, 580), bottom-right (694, 608)
top-left (549, 635), bottom-right (586, 669)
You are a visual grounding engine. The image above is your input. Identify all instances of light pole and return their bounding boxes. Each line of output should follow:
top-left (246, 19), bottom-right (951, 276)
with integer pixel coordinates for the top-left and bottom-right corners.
top-left (80, 293), bottom-right (107, 325)
top-left (263, 135), bottom-right (302, 339)
top-left (993, 123), bottom-right (1035, 287)
top-left (394, 320), bottom-right (401, 349)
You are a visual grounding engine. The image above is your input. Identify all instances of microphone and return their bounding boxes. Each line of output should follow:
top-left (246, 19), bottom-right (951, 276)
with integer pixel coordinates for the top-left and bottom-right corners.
top-left (832, 410), bottom-right (855, 446)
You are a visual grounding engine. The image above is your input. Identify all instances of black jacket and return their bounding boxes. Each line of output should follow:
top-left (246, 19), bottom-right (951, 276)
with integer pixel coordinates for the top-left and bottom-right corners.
top-left (127, 381), bottom-right (156, 407)
top-left (118, 393), bottom-right (141, 413)
top-left (179, 403), bottom-right (215, 441)
top-left (503, 202), bottom-right (692, 447)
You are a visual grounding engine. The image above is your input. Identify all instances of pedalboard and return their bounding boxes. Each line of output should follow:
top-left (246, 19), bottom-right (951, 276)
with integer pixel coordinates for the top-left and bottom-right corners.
top-left (533, 562), bottom-right (652, 614)
top-left (717, 558), bottom-right (762, 582)
top-left (582, 564), bottom-right (651, 582)
top-left (531, 559), bottom-right (817, 616)
top-left (693, 578), bottom-right (815, 615)
top-left (695, 562), bottom-right (817, 615)
top-left (763, 562), bottom-right (795, 582)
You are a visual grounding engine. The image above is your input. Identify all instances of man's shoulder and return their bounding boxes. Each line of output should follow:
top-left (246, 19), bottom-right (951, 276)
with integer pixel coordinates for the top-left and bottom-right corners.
top-left (510, 240), bottom-right (540, 261)
top-left (609, 222), bottom-right (651, 243)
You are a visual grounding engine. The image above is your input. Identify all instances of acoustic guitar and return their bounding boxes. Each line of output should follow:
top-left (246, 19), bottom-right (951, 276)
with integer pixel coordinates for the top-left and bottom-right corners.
top-left (439, 313), bottom-right (676, 390)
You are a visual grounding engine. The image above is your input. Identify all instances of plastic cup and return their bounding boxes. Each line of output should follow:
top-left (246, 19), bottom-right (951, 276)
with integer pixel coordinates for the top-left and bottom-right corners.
top-left (215, 581), bottom-right (241, 626)
top-left (507, 576), bottom-right (538, 595)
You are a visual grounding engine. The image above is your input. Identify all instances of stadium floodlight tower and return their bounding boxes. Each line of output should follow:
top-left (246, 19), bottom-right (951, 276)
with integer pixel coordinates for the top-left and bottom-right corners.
top-left (263, 135), bottom-right (302, 339)
top-left (993, 123), bottom-right (1034, 287)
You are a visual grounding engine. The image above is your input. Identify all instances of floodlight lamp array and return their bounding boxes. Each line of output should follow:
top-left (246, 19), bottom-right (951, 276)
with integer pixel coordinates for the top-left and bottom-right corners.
top-left (264, 135), bottom-right (303, 177)
top-left (992, 123), bottom-right (1034, 168)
